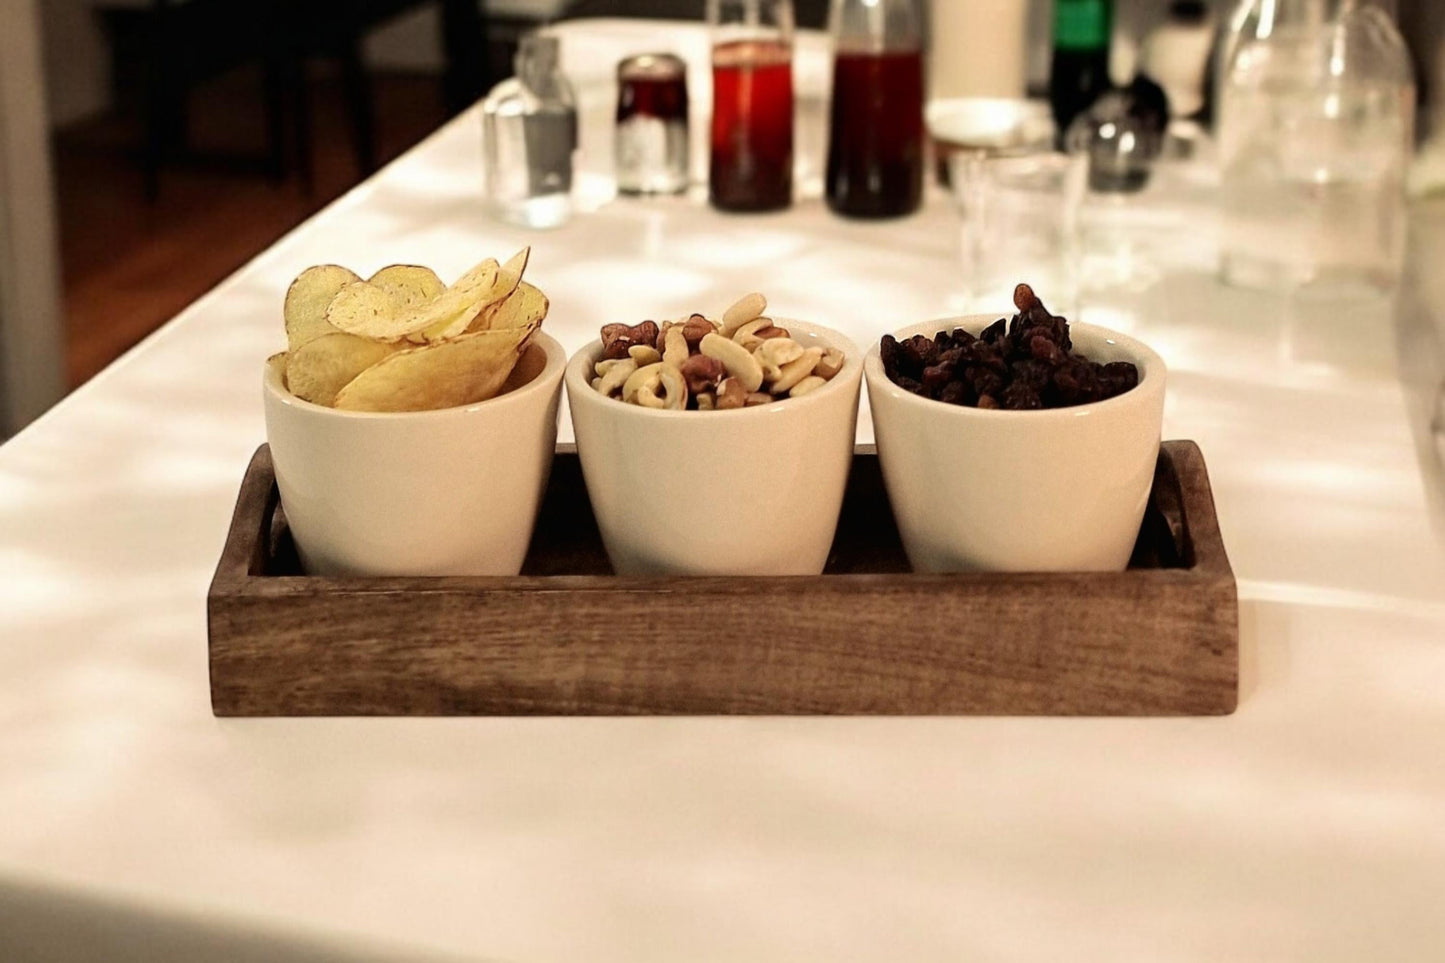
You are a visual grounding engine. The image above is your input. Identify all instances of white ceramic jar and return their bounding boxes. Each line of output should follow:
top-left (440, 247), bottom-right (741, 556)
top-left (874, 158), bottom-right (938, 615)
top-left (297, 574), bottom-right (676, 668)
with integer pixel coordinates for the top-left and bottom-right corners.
top-left (864, 317), bottom-right (1166, 573)
top-left (565, 321), bottom-right (863, 576)
top-left (263, 333), bottom-right (566, 576)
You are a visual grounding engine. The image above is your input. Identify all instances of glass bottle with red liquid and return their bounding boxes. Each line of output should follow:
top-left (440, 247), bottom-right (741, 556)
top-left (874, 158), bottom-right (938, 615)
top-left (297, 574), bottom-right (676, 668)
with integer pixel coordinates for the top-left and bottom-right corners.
top-left (825, 0), bottom-right (925, 219)
top-left (708, 0), bottom-right (795, 212)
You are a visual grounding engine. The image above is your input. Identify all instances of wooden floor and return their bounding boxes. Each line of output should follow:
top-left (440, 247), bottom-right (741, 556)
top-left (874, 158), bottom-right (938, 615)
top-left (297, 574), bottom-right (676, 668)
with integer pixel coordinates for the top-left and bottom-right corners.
top-left (54, 69), bottom-right (448, 387)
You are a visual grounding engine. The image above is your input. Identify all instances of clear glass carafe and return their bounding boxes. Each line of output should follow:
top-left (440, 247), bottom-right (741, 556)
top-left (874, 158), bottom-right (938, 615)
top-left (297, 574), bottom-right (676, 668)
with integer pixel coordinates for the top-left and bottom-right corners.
top-left (1217, 0), bottom-right (1415, 295)
top-left (824, 0), bottom-right (925, 219)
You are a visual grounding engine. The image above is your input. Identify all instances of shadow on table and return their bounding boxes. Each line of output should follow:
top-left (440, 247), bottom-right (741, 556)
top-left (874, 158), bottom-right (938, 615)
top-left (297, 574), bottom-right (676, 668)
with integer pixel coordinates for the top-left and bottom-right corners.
top-left (0, 875), bottom-right (472, 963)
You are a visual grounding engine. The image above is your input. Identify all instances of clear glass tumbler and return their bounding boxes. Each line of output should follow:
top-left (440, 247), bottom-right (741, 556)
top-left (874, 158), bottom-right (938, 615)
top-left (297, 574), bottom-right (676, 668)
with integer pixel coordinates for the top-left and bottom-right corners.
top-left (950, 150), bottom-right (1086, 314)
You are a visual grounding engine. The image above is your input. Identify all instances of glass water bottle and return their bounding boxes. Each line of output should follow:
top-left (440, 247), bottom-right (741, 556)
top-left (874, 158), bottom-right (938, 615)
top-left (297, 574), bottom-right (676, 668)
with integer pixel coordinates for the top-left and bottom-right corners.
top-left (1217, 0), bottom-right (1415, 294)
top-left (482, 34), bottom-right (578, 229)
top-left (824, 0), bottom-right (925, 219)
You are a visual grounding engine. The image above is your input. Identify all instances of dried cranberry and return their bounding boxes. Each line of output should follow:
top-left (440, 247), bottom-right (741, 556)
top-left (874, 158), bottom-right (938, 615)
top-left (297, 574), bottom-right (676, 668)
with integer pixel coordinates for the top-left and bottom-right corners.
top-left (938, 380), bottom-right (972, 406)
top-left (1002, 382), bottom-right (1043, 410)
top-left (901, 334), bottom-right (938, 370)
top-left (921, 360), bottom-right (957, 396)
top-left (1029, 335), bottom-right (1062, 363)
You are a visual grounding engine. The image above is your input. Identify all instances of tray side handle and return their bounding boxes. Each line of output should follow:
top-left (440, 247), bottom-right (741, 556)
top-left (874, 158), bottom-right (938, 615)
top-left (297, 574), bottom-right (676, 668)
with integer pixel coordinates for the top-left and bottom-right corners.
top-left (1159, 440), bottom-right (1232, 578)
top-left (210, 445), bottom-right (278, 590)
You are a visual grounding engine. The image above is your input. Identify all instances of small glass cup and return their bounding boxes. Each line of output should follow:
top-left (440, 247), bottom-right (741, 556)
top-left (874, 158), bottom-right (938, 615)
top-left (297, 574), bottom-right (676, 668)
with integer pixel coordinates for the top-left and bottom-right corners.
top-left (949, 149), bottom-right (1086, 314)
top-left (615, 53), bottom-right (690, 196)
top-left (707, 0), bottom-right (796, 212)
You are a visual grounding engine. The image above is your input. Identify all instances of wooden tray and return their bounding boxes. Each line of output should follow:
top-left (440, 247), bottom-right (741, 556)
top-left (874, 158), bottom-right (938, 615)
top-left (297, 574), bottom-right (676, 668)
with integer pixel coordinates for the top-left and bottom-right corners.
top-left (208, 442), bottom-right (1237, 717)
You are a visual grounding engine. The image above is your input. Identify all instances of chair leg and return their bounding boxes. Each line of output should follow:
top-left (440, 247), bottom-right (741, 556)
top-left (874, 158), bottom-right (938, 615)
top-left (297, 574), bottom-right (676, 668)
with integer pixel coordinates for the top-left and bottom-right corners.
top-left (440, 0), bottom-right (490, 116)
top-left (141, 10), bottom-right (171, 201)
top-left (289, 55), bottom-right (316, 195)
top-left (338, 38), bottom-right (376, 177)
top-left (263, 55), bottom-right (288, 183)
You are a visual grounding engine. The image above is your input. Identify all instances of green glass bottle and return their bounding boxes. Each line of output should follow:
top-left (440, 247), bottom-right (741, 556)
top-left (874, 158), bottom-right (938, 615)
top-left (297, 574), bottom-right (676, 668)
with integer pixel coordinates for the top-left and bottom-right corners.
top-left (1049, 0), bottom-right (1113, 138)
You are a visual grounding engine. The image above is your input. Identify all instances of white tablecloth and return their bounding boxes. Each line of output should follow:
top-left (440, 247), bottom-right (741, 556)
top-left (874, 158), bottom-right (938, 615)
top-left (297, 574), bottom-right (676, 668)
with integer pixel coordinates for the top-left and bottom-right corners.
top-left (2, 19), bottom-right (1444, 963)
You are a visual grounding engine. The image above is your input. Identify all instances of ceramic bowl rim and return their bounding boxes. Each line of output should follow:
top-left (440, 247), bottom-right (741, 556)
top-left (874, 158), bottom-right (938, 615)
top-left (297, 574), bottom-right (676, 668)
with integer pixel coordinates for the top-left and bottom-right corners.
top-left (863, 315), bottom-right (1165, 421)
top-left (264, 330), bottom-right (566, 421)
top-left (565, 318), bottom-right (863, 421)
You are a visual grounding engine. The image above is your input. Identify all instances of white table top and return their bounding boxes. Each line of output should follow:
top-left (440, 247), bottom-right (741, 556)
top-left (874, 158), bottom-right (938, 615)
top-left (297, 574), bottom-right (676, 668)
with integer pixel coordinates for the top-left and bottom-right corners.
top-left (4, 19), bottom-right (1445, 963)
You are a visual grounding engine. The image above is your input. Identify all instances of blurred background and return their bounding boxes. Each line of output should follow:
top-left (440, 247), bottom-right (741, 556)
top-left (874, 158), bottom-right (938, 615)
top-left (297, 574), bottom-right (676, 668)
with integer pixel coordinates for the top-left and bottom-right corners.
top-left (1, 0), bottom-right (1442, 435)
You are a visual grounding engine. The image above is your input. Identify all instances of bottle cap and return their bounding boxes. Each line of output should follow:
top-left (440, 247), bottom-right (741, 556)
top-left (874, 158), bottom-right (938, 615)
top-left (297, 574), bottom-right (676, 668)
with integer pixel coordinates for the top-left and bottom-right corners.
top-left (618, 53), bottom-right (687, 81)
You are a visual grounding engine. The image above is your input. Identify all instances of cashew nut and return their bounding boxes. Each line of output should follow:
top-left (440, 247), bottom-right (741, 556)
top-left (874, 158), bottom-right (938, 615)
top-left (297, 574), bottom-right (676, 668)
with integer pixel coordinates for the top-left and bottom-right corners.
top-left (731, 317), bottom-right (776, 351)
top-left (663, 324), bottom-right (690, 367)
top-left (789, 375), bottom-right (827, 397)
top-left (720, 292), bottom-right (767, 336)
top-left (695, 391), bottom-right (716, 410)
top-left (628, 344), bottom-right (662, 366)
top-left (768, 346), bottom-right (824, 393)
top-left (622, 362), bottom-right (688, 410)
top-left (813, 347), bottom-right (845, 380)
top-left (753, 337), bottom-right (806, 381)
top-left (593, 357), bottom-right (638, 396)
top-left (700, 332), bottom-right (764, 392)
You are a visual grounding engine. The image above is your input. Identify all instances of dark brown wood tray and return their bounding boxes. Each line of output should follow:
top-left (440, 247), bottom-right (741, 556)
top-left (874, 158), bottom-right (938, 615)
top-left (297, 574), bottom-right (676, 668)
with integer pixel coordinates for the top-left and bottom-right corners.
top-left (208, 441), bottom-right (1237, 717)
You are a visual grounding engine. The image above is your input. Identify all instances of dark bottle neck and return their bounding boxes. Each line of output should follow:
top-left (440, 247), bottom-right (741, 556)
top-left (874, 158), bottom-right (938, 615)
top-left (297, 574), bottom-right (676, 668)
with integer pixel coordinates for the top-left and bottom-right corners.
top-left (1053, 0), bottom-right (1113, 53)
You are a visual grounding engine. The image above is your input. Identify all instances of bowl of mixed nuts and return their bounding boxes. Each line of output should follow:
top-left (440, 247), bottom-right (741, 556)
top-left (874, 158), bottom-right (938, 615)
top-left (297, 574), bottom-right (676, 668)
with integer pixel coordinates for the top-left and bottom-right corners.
top-left (565, 293), bottom-right (862, 576)
top-left (864, 284), bottom-right (1167, 573)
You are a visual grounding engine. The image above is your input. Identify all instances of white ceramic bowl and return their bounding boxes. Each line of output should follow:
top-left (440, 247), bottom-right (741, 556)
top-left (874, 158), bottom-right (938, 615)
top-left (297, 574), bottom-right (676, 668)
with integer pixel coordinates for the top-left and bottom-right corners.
top-left (263, 332), bottom-right (565, 576)
top-left (566, 321), bottom-right (863, 576)
top-left (864, 317), bottom-right (1166, 573)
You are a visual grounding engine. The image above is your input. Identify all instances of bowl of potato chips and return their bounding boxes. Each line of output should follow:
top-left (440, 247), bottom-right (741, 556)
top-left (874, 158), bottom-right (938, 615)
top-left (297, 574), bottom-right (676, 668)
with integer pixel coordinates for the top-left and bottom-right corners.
top-left (263, 249), bottom-right (565, 576)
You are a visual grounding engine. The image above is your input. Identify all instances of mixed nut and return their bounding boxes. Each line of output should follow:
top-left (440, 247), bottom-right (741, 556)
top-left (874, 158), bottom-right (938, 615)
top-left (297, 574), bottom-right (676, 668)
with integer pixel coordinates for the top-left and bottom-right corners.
top-left (879, 283), bottom-right (1140, 410)
top-left (590, 294), bottom-right (847, 410)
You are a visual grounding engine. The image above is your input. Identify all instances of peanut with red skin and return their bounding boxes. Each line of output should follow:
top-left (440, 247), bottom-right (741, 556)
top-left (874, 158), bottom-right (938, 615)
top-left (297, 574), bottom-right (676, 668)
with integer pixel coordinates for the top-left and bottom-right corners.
top-left (679, 314), bottom-right (716, 347)
top-left (678, 353), bottom-right (726, 393)
top-left (601, 321), bottom-right (659, 360)
top-left (716, 377), bottom-right (746, 409)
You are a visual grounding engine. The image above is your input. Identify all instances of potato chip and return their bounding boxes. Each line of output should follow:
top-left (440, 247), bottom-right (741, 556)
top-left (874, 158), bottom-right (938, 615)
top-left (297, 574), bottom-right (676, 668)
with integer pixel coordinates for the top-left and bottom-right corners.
top-left (472, 280), bottom-right (549, 335)
top-left (421, 247), bottom-right (530, 342)
top-left (333, 328), bottom-right (531, 412)
top-left (284, 265), bottom-right (359, 351)
top-left (286, 333), bottom-right (397, 407)
top-left (368, 265), bottom-right (445, 310)
top-left (327, 258), bottom-right (500, 342)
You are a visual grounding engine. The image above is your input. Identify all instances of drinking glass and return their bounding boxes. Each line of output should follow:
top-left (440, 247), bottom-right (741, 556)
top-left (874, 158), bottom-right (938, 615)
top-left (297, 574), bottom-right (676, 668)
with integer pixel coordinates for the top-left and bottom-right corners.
top-left (615, 53), bottom-right (690, 196)
top-left (707, 0), bottom-right (795, 212)
top-left (950, 150), bottom-right (1086, 314)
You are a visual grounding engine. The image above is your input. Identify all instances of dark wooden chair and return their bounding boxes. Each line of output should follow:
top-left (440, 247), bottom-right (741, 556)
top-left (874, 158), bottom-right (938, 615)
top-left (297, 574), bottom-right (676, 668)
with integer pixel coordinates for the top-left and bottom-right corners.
top-left (97, 0), bottom-right (489, 199)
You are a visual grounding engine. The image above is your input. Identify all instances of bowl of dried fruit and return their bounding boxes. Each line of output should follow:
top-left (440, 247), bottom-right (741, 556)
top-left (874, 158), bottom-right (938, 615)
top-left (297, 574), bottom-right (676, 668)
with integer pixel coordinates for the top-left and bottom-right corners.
top-left (864, 283), bottom-right (1166, 573)
top-left (565, 293), bottom-right (862, 576)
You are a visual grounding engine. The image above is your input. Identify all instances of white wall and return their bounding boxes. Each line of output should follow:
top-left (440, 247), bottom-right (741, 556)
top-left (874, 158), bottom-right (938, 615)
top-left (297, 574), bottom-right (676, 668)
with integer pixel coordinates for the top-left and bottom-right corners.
top-left (366, 5), bottom-right (445, 71)
top-left (0, 0), bottom-right (67, 432)
top-left (38, 0), bottom-right (112, 128)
